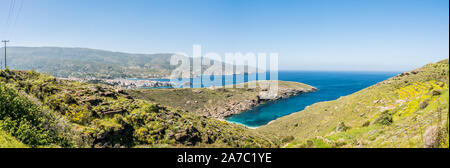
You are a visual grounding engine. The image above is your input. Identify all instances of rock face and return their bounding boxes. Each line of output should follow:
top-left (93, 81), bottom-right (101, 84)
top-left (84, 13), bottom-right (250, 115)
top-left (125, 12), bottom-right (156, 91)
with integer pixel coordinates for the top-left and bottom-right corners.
top-left (424, 126), bottom-right (440, 148)
top-left (205, 86), bottom-right (318, 119)
top-left (206, 99), bottom-right (261, 119)
top-left (276, 87), bottom-right (318, 100)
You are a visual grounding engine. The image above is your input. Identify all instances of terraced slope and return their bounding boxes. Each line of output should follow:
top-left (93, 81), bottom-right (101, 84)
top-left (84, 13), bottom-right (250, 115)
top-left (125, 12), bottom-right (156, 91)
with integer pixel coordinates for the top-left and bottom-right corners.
top-left (1, 69), bottom-right (277, 148)
top-left (258, 59), bottom-right (449, 148)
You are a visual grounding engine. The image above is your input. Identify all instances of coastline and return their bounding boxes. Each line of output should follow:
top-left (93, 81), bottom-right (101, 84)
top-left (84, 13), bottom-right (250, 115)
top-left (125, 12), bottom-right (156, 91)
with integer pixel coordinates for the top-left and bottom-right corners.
top-left (220, 119), bottom-right (260, 129)
top-left (210, 82), bottom-right (318, 119)
top-left (222, 89), bottom-right (317, 128)
top-left (127, 80), bottom-right (318, 121)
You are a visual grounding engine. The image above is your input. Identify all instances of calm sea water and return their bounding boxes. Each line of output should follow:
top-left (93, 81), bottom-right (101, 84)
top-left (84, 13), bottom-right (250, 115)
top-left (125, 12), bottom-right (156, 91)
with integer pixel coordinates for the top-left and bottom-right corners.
top-left (225, 71), bottom-right (399, 127)
top-left (140, 71), bottom-right (399, 127)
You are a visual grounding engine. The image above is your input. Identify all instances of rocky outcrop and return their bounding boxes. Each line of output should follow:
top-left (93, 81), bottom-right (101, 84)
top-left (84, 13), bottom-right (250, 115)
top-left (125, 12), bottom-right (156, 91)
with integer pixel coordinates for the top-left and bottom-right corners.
top-left (424, 126), bottom-right (440, 148)
top-left (276, 87), bottom-right (318, 100)
top-left (205, 99), bottom-right (261, 119)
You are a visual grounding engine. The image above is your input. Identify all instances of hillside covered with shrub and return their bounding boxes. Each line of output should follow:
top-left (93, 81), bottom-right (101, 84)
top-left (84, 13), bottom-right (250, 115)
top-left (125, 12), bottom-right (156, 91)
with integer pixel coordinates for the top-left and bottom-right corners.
top-left (0, 69), bottom-right (277, 148)
top-left (258, 59), bottom-right (449, 148)
top-left (1, 59), bottom-right (448, 148)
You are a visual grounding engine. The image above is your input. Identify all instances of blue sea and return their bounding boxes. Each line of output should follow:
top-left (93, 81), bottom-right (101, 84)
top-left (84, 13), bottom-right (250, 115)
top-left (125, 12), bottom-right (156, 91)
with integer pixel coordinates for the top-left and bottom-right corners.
top-left (225, 71), bottom-right (399, 127)
top-left (141, 71), bottom-right (399, 127)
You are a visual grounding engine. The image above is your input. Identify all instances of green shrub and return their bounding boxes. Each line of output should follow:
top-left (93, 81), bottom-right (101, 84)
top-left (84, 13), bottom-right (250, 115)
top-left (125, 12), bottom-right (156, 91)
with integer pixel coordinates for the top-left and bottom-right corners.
top-left (362, 120), bottom-right (370, 127)
top-left (374, 110), bottom-right (393, 126)
top-left (281, 136), bottom-right (295, 143)
top-left (0, 83), bottom-right (71, 147)
top-left (431, 90), bottom-right (442, 96)
top-left (336, 122), bottom-right (350, 132)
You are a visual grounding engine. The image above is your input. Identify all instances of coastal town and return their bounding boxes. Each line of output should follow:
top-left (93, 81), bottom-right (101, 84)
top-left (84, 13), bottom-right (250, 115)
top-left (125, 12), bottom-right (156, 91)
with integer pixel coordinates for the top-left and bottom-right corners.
top-left (103, 78), bottom-right (174, 89)
top-left (59, 77), bottom-right (174, 89)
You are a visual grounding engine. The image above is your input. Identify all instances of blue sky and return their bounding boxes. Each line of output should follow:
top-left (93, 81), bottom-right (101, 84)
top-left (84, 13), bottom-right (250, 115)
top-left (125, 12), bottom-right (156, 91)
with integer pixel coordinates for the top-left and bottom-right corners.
top-left (0, 0), bottom-right (448, 71)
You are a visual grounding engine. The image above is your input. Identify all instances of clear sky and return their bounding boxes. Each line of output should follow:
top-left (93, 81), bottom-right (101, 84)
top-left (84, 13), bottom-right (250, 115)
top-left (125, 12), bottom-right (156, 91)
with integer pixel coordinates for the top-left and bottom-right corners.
top-left (0, 0), bottom-right (448, 71)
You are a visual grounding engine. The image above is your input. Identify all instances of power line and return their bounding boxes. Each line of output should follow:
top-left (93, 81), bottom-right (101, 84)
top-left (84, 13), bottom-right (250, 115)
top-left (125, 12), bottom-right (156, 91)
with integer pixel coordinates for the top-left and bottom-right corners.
top-left (9, 0), bottom-right (24, 39)
top-left (5, 0), bottom-right (16, 26)
top-left (4, 0), bottom-right (16, 39)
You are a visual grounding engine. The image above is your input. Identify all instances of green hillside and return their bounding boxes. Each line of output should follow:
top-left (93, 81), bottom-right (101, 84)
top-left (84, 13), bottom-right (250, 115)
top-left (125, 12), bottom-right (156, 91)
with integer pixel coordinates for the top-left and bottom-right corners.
top-left (0, 69), bottom-right (277, 148)
top-left (1, 59), bottom-right (448, 148)
top-left (258, 59), bottom-right (449, 148)
top-left (7, 47), bottom-right (175, 79)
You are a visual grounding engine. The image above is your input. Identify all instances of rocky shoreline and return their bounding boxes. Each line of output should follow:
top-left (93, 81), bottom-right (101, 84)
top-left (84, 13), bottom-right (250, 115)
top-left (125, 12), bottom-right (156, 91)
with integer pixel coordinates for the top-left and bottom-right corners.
top-left (203, 86), bottom-right (318, 119)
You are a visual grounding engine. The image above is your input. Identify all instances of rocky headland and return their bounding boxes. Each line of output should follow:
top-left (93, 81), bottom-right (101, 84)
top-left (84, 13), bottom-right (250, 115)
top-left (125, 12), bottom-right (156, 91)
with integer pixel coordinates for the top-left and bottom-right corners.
top-left (127, 80), bottom-right (317, 119)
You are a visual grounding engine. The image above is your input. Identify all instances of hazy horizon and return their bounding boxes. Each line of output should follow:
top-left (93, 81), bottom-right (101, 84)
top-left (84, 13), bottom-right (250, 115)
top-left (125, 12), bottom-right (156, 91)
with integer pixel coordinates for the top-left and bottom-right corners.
top-left (0, 45), bottom-right (443, 72)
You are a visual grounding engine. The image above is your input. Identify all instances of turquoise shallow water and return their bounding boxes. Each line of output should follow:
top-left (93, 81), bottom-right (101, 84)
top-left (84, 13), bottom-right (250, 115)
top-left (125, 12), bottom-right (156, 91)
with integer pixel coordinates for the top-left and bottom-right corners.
top-left (225, 71), bottom-right (399, 127)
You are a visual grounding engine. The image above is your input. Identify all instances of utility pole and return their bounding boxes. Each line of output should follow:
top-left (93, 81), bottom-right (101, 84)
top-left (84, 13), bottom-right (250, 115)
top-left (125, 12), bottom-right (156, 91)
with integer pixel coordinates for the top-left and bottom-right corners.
top-left (2, 40), bottom-right (9, 69)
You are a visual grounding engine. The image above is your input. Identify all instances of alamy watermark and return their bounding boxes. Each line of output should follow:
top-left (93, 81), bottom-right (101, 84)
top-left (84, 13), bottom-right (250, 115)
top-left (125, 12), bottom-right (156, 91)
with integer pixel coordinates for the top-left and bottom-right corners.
top-left (169, 45), bottom-right (279, 99)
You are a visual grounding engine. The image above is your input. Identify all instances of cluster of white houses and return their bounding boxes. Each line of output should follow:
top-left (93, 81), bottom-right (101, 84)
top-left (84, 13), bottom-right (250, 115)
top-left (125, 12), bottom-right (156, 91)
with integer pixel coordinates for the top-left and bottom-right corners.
top-left (60, 77), bottom-right (174, 89)
top-left (103, 79), bottom-right (174, 89)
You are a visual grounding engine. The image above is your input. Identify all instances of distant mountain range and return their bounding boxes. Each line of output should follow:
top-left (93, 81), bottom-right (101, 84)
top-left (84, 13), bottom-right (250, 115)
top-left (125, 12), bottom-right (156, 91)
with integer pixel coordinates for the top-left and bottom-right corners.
top-left (4, 47), bottom-right (258, 79)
